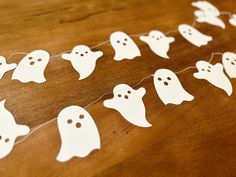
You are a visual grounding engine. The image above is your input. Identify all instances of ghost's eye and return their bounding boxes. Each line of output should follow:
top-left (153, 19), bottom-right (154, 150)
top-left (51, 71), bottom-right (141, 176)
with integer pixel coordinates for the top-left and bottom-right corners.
top-left (157, 77), bottom-right (162, 81)
top-left (67, 119), bottom-right (73, 124)
top-left (208, 66), bottom-right (211, 69)
top-left (152, 36), bottom-right (155, 38)
top-left (234, 59), bottom-right (236, 62)
top-left (124, 38), bottom-right (128, 41)
top-left (117, 40), bottom-right (120, 43)
top-left (79, 114), bottom-right (84, 119)
top-left (127, 90), bottom-right (131, 94)
top-left (167, 77), bottom-right (171, 80)
top-left (160, 36), bottom-right (163, 38)
top-left (38, 58), bottom-right (42, 62)
top-left (76, 122), bottom-right (81, 128)
top-left (0, 135), bottom-right (2, 140)
top-left (202, 69), bottom-right (205, 71)
top-left (80, 54), bottom-right (84, 57)
top-left (85, 51), bottom-right (88, 54)
top-left (231, 62), bottom-right (235, 65)
top-left (28, 57), bottom-right (33, 60)
top-left (118, 94), bottom-right (122, 97)
top-left (5, 138), bottom-right (9, 143)
top-left (0, 63), bottom-right (2, 65)
top-left (183, 31), bottom-right (186, 34)
top-left (75, 52), bottom-right (79, 54)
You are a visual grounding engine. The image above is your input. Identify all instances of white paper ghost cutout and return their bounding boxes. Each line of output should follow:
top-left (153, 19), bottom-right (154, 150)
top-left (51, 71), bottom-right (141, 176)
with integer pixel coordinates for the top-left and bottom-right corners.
top-left (57, 106), bottom-right (100, 162)
top-left (110, 31), bottom-right (141, 61)
top-left (229, 14), bottom-right (236, 27)
top-left (139, 30), bottom-right (175, 59)
top-left (194, 61), bottom-right (232, 96)
top-left (12, 50), bottom-right (50, 83)
top-left (0, 100), bottom-right (30, 159)
top-left (194, 10), bottom-right (225, 29)
top-left (0, 56), bottom-right (17, 79)
top-left (61, 45), bottom-right (103, 80)
top-left (178, 24), bottom-right (213, 47)
top-left (192, 1), bottom-right (220, 16)
top-left (154, 69), bottom-right (194, 105)
top-left (222, 52), bottom-right (236, 78)
top-left (103, 84), bottom-right (151, 128)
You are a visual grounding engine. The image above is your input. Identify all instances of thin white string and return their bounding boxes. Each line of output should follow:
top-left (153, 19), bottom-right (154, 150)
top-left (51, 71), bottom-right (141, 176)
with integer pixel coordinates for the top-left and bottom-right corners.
top-left (6, 52), bottom-right (29, 60)
top-left (221, 11), bottom-right (233, 17)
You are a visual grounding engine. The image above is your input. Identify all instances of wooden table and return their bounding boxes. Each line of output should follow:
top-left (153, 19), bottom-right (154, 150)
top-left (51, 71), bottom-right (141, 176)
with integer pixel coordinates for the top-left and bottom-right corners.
top-left (0, 0), bottom-right (235, 176)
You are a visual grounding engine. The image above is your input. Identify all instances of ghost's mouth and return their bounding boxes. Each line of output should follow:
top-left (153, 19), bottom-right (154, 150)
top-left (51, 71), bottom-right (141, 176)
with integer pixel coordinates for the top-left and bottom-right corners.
top-left (164, 81), bottom-right (168, 86)
top-left (124, 95), bottom-right (129, 99)
top-left (30, 61), bottom-right (35, 65)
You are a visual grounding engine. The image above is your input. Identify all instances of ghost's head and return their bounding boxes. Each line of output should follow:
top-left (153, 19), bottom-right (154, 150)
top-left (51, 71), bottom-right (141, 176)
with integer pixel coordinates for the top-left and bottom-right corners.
top-left (140, 30), bottom-right (175, 44)
top-left (192, 1), bottom-right (220, 16)
top-left (107, 84), bottom-right (146, 105)
top-left (58, 106), bottom-right (96, 134)
top-left (110, 31), bottom-right (140, 60)
top-left (0, 100), bottom-right (29, 159)
top-left (154, 69), bottom-right (181, 90)
top-left (61, 45), bottom-right (103, 61)
top-left (222, 52), bottom-right (236, 67)
top-left (178, 24), bottom-right (195, 38)
top-left (19, 50), bottom-right (50, 70)
top-left (193, 61), bottom-right (216, 79)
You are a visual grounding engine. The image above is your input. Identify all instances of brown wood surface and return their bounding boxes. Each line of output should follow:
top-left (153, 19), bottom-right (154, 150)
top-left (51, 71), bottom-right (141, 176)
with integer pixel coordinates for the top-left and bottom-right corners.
top-left (0, 0), bottom-right (235, 176)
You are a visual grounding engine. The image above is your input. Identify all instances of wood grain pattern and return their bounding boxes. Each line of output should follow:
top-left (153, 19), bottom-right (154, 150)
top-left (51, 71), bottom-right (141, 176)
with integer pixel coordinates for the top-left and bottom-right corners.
top-left (0, 0), bottom-right (235, 176)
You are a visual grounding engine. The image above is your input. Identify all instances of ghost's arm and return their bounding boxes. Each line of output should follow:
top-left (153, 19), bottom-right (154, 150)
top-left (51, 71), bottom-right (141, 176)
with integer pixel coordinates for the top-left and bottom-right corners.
top-left (61, 53), bottom-right (72, 61)
top-left (196, 17), bottom-right (205, 22)
top-left (215, 63), bottom-right (223, 71)
top-left (6, 63), bottom-right (17, 71)
top-left (15, 124), bottom-right (30, 136)
top-left (103, 99), bottom-right (116, 109)
top-left (95, 51), bottom-right (103, 59)
top-left (193, 72), bottom-right (204, 79)
top-left (168, 37), bottom-right (175, 43)
top-left (137, 87), bottom-right (146, 97)
top-left (139, 36), bottom-right (148, 43)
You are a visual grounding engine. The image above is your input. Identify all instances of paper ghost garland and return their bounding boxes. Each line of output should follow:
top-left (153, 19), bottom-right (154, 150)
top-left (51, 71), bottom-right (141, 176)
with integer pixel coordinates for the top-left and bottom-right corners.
top-left (178, 24), bottom-right (213, 47)
top-left (229, 14), bottom-right (236, 27)
top-left (193, 61), bottom-right (233, 96)
top-left (194, 10), bottom-right (225, 29)
top-left (192, 1), bottom-right (220, 16)
top-left (61, 45), bottom-right (103, 80)
top-left (0, 56), bottom-right (17, 79)
top-left (110, 31), bottom-right (141, 61)
top-left (57, 106), bottom-right (100, 162)
top-left (12, 50), bottom-right (50, 83)
top-left (0, 100), bottom-right (30, 159)
top-left (139, 30), bottom-right (175, 59)
top-left (103, 84), bottom-right (151, 128)
top-left (222, 52), bottom-right (236, 78)
top-left (154, 69), bottom-right (194, 105)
